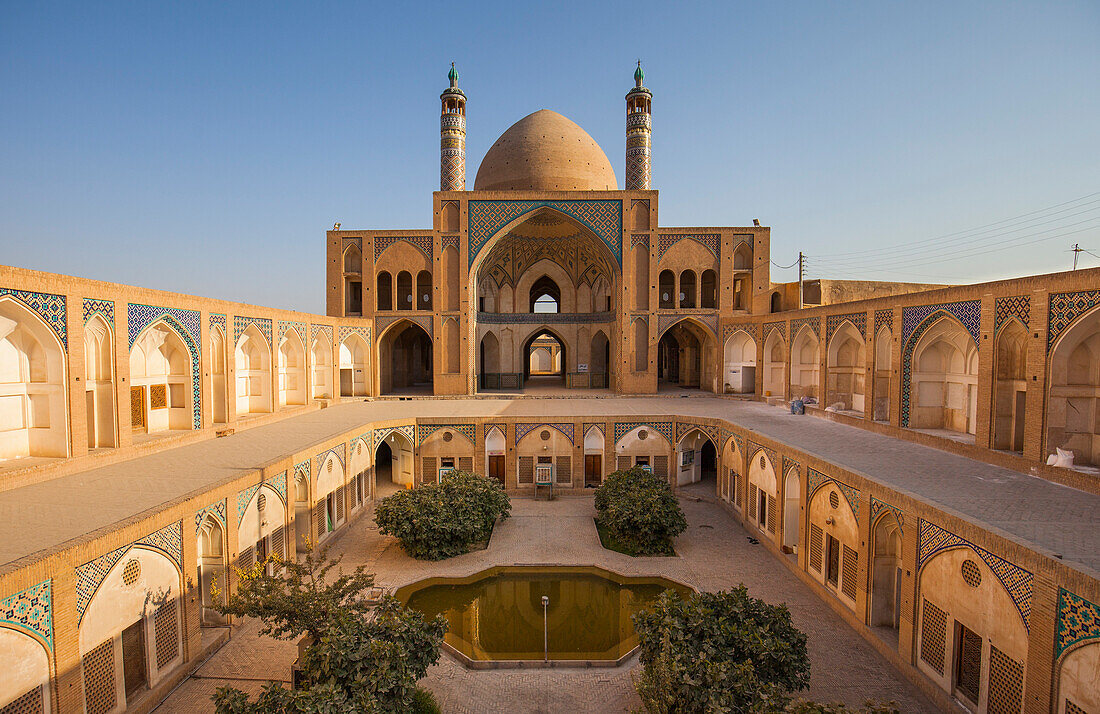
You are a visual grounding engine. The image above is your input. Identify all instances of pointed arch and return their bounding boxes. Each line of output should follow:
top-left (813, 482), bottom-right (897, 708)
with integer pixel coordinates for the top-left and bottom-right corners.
top-left (873, 325), bottom-right (892, 421)
top-left (197, 513), bottom-right (226, 625)
top-left (723, 329), bottom-right (756, 394)
top-left (763, 328), bottom-right (787, 399)
top-left (748, 449), bottom-right (777, 534)
top-left (870, 510), bottom-right (902, 630)
top-left (339, 333), bottom-right (369, 396)
top-left (1047, 303), bottom-right (1100, 466)
top-left (826, 321), bottom-right (866, 412)
top-left (310, 336), bottom-right (334, 400)
top-left (235, 323), bottom-right (272, 415)
top-left (993, 319), bottom-right (1028, 452)
top-left (782, 466), bottom-right (800, 551)
top-left (278, 329), bottom-right (306, 407)
top-left (907, 315), bottom-right (978, 435)
top-left (378, 319), bottom-right (433, 395)
top-left (791, 324), bottom-right (821, 400)
top-left (675, 427), bottom-right (717, 487)
top-left (84, 313), bottom-right (117, 448)
top-left (210, 325), bottom-right (228, 423)
top-left (443, 244), bottom-right (460, 311)
top-left (130, 318), bottom-right (194, 434)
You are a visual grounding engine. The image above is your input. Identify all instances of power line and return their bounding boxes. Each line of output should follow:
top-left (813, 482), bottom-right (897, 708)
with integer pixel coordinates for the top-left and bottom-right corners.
top-left (771, 258), bottom-right (801, 269)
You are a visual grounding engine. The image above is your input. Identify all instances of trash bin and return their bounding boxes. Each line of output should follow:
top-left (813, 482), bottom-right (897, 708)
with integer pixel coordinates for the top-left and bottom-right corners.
top-left (790, 399), bottom-right (805, 415)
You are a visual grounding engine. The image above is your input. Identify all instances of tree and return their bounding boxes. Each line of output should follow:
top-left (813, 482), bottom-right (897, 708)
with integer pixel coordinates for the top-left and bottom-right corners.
top-left (212, 544), bottom-right (446, 713)
top-left (784, 702), bottom-right (899, 714)
top-left (374, 470), bottom-right (511, 560)
top-left (594, 467), bottom-right (687, 555)
top-left (632, 588), bottom-right (810, 713)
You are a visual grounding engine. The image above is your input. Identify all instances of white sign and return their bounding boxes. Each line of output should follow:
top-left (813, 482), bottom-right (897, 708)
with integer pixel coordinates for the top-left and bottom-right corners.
top-left (577, 363), bottom-right (588, 373)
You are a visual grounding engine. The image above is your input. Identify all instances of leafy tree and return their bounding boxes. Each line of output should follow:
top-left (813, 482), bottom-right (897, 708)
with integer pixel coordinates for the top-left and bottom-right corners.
top-left (212, 545), bottom-right (446, 714)
top-left (594, 467), bottom-right (687, 555)
top-left (374, 470), bottom-right (511, 560)
top-left (632, 588), bottom-right (810, 713)
top-left (784, 702), bottom-right (899, 714)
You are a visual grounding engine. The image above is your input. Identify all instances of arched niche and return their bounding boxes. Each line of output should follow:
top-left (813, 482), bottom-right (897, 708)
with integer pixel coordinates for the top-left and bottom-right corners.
top-left (993, 320), bottom-right (1028, 452)
top-left (791, 325), bottom-right (820, 400)
top-left (379, 321), bottom-right (433, 395)
top-left (807, 481), bottom-right (859, 607)
top-left (763, 330), bottom-right (786, 399)
top-left (0, 627), bottom-right (50, 712)
top-left (675, 428), bottom-right (716, 487)
top-left (722, 436), bottom-right (744, 506)
top-left (723, 330), bottom-right (756, 394)
top-left (782, 468), bottom-right (800, 552)
top-left (0, 297), bottom-right (68, 459)
top-left (130, 320), bottom-right (192, 434)
top-left (909, 317), bottom-right (978, 436)
top-left (310, 337), bottom-right (333, 400)
top-left (210, 326), bottom-right (228, 423)
top-left (238, 484), bottom-right (287, 565)
top-left (614, 425), bottom-right (671, 481)
top-left (314, 451), bottom-right (348, 539)
top-left (84, 313), bottom-right (117, 448)
top-left (826, 322), bottom-right (866, 412)
top-left (658, 318), bottom-right (717, 392)
top-left (197, 513), bottom-right (226, 625)
top-left (870, 511), bottom-right (902, 630)
top-left (1058, 641), bottom-right (1100, 714)
top-left (748, 450), bottom-right (777, 534)
top-left (443, 245), bottom-right (460, 311)
top-left (873, 325), bottom-right (892, 422)
top-left (1047, 305), bottom-right (1100, 466)
top-left (277, 330), bottom-right (306, 407)
top-left (234, 324), bottom-right (272, 415)
top-left (339, 334), bottom-right (369, 397)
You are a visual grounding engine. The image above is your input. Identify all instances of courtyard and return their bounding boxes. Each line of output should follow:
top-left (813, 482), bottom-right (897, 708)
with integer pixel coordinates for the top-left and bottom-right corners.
top-left (155, 481), bottom-right (939, 714)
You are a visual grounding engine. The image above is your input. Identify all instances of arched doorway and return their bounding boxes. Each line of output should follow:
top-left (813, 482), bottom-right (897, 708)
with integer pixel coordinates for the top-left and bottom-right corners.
top-left (675, 428), bottom-right (717, 488)
top-left (909, 316), bottom-right (978, 437)
top-left (84, 314), bottom-right (117, 448)
top-left (379, 322), bottom-right (433, 395)
top-left (1047, 305), bottom-right (1100, 466)
top-left (339, 334), bottom-right (369, 397)
top-left (196, 514), bottom-right (226, 625)
top-left (523, 328), bottom-right (565, 388)
top-left (782, 468), bottom-right (800, 554)
top-left (826, 321), bottom-right (866, 412)
top-left (791, 325), bottom-right (820, 400)
top-left (589, 330), bottom-right (609, 389)
top-left (723, 330), bottom-right (756, 394)
top-left (763, 329), bottom-right (787, 399)
top-left (873, 326), bottom-right (892, 421)
top-left (529, 275), bottom-right (561, 313)
top-left (310, 338), bottom-right (333, 400)
top-left (210, 326), bottom-right (228, 423)
top-left (375, 440), bottom-right (395, 495)
top-left (129, 320), bottom-right (193, 435)
top-left (659, 320), bottom-right (715, 390)
top-left (870, 512), bottom-right (902, 634)
top-left (374, 429), bottom-right (414, 493)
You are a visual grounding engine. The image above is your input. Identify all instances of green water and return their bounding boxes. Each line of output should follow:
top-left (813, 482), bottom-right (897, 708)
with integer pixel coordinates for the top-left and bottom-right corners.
top-left (397, 566), bottom-right (690, 661)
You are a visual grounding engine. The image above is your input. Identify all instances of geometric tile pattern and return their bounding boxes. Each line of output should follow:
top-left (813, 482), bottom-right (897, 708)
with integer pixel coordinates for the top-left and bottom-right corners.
top-left (1048, 289), bottom-right (1100, 352)
top-left (342, 237), bottom-right (362, 252)
top-left (582, 423), bottom-right (605, 441)
top-left (339, 325), bottom-right (371, 343)
top-left (209, 313), bottom-right (226, 334)
top-left (127, 303), bottom-right (202, 429)
top-left (722, 324), bottom-right (754, 344)
top-left (516, 423), bottom-right (575, 445)
top-left (75, 520), bottom-right (183, 624)
top-left (870, 495), bottom-right (905, 533)
top-left (468, 200), bottom-right (623, 268)
top-left (874, 309), bottom-right (894, 335)
top-left (0, 579), bottom-right (52, 650)
top-left (917, 519), bottom-right (1033, 631)
top-left (294, 460), bottom-right (310, 485)
top-left (193, 500), bottom-right (227, 534)
top-left (1056, 587), bottom-right (1100, 658)
top-left (763, 321), bottom-right (786, 343)
top-left (82, 298), bottom-right (114, 328)
top-left (994, 295), bottom-right (1030, 332)
top-left (826, 312), bottom-right (866, 342)
top-left (270, 471), bottom-right (287, 506)
top-left (675, 421), bottom-right (721, 446)
top-left (613, 421), bottom-right (673, 445)
top-left (314, 446), bottom-right (346, 477)
top-left (630, 233), bottom-right (649, 250)
top-left (374, 235), bottom-right (433, 263)
top-left (790, 316), bottom-right (821, 340)
top-left (657, 233), bottom-right (719, 260)
top-left (900, 301), bottom-right (980, 427)
top-left (233, 315), bottom-right (272, 346)
top-left (373, 425), bottom-right (414, 450)
top-left (311, 323), bottom-right (333, 345)
top-left (417, 423), bottom-right (476, 446)
top-left (0, 288), bottom-right (67, 350)
top-left (781, 456), bottom-right (800, 477)
top-left (278, 320), bottom-right (306, 343)
top-left (722, 430), bottom-right (744, 456)
top-left (748, 442), bottom-right (778, 474)
top-left (236, 485), bottom-right (261, 524)
top-left (807, 468), bottom-right (861, 523)
top-left (442, 236), bottom-right (460, 254)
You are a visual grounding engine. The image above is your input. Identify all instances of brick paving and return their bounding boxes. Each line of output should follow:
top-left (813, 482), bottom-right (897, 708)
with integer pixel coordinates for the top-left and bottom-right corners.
top-left (155, 484), bottom-right (941, 713)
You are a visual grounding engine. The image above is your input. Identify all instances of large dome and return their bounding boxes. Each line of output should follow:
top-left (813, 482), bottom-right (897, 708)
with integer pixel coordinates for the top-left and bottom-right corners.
top-left (474, 110), bottom-right (617, 191)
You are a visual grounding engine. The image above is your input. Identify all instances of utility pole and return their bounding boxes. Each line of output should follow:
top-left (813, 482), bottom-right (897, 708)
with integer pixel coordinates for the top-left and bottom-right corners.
top-left (798, 252), bottom-right (804, 309)
top-left (1072, 243), bottom-right (1083, 270)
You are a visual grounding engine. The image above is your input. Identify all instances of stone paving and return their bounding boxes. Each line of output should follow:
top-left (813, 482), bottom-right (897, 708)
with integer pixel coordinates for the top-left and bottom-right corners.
top-left (155, 483), bottom-right (941, 714)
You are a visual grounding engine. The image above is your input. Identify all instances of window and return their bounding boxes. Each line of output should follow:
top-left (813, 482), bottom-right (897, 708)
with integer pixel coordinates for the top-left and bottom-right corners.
top-left (658, 271), bottom-right (674, 309)
top-left (758, 488), bottom-right (768, 529)
top-left (825, 534), bottom-right (841, 586)
top-left (121, 620), bottom-right (148, 700)
top-left (955, 624), bottom-right (982, 705)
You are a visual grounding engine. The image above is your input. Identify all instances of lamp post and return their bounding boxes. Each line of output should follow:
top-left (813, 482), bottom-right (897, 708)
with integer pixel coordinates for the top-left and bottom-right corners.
top-left (542, 595), bottom-right (549, 662)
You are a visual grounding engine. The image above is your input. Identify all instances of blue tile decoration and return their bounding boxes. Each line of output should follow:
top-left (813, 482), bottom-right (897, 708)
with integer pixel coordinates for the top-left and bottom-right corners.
top-left (311, 323), bottom-right (333, 345)
top-left (899, 300), bottom-right (980, 428)
top-left (825, 312), bottom-right (866, 343)
top-left (762, 321), bottom-right (786, 344)
top-left (342, 237), bottom-right (362, 252)
top-left (874, 309), bottom-right (894, 336)
top-left (630, 233), bottom-right (649, 250)
top-left (210, 313), bottom-right (226, 334)
top-left (236, 485), bottom-right (261, 524)
top-left (657, 233), bottom-right (719, 260)
top-left (194, 500), bottom-right (226, 534)
top-left (722, 430), bottom-right (745, 456)
top-left (375, 235), bottom-right (433, 262)
top-left (82, 298), bottom-right (114, 328)
top-left (749, 442), bottom-right (779, 474)
top-left (790, 316), bottom-right (821, 340)
top-left (613, 421), bottom-right (673, 445)
top-left (870, 496), bottom-right (904, 533)
top-left (807, 468), bottom-right (861, 523)
top-left (782, 456), bottom-right (800, 477)
top-left (233, 315), bottom-right (273, 346)
top-left (675, 421), bottom-right (720, 446)
top-left (0, 580), bottom-right (52, 651)
top-left (278, 320), bottom-right (307, 343)
top-left (0, 288), bottom-right (67, 350)
top-left (270, 471), bottom-right (287, 505)
top-left (994, 295), bottom-right (1030, 333)
top-left (128, 304), bottom-right (202, 429)
top-left (722, 324), bottom-right (754, 344)
top-left (442, 236), bottom-right (460, 253)
top-left (75, 521), bottom-right (183, 624)
top-left (417, 423), bottom-right (476, 445)
top-left (468, 200), bottom-right (623, 268)
top-left (1057, 588), bottom-right (1100, 658)
top-left (918, 519), bottom-right (1033, 631)
top-left (484, 423), bottom-right (507, 441)
top-left (516, 422), bottom-right (575, 445)
top-left (1047, 290), bottom-right (1100, 352)
top-left (340, 325), bottom-right (371, 343)
top-left (373, 425), bottom-right (414, 450)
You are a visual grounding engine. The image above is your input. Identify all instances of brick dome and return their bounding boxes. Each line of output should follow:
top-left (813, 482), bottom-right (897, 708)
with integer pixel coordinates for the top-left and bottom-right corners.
top-left (474, 110), bottom-right (617, 191)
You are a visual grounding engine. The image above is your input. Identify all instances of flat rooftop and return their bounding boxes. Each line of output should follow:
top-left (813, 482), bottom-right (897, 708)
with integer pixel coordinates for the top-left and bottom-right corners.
top-left (1, 397), bottom-right (1097, 577)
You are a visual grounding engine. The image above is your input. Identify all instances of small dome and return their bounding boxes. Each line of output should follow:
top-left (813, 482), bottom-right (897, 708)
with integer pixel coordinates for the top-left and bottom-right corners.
top-left (474, 110), bottom-right (617, 191)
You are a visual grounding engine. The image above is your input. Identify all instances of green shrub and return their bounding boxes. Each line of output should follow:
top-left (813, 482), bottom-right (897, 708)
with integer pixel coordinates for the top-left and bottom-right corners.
top-left (632, 588), bottom-right (810, 713)
top-left (411, 686), bottom-right (441, 714)
top-left (594, 467), bottom-right (686, 555)
top-left (374, 470), bottom-right (511, 560)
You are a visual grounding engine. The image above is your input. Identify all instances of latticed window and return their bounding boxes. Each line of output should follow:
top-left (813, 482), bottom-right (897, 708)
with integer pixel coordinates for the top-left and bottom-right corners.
top-left (335, 486), bottom-right (345, 522)
top-left (0, 685), bottom-right (43, 714)
top-left (272, 526), bottom-right (286, 561)
top-left (955, 625), bottom-right (983, 705)
top-left (809, 524), bottom-right (823, 572)
top-left (459, 456), bottom-right (473, 472)
top-left (617, 456), bottom-right (631, 471)
top-left (841, 545), bottom-right (858, 600)
top-left (749, 484), bottom-right (759, 524)
top-left (767, 495), bottom-right (777, 533)
top-left (556, 456), bottom-right (571, 484)
top-left (154, 602), bottom-right (178, 670)
top-left (149, 384), bottom-right (168, 409)
top-left (1065, 700), bottom-right (1086, 714)
top-left (653, 455), bottom-right (668, 479)
top-left (518, 456), bottom-right (534, 484)
top-left (422, 457), bottom-right (436, 481)
top-left (920, 599), bottom-right (948, 675)
top-left (83, 639), bottom-right (117, 714)
top-left (987, 645), bottom-right (1023, 714)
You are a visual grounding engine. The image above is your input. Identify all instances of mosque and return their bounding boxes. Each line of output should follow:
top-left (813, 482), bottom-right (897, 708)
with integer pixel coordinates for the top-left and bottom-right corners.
top-left (0, 65), bottom-right (1098, 714)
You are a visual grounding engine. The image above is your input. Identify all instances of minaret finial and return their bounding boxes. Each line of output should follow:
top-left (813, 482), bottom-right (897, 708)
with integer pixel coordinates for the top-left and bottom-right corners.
top-left (626, 62), bottom-right (652, 190)
top-left (634, 60), bottom-right (644, 87)
top-left (448, 62), bottom-right (459, 88)
top-left (440, 63), bottom-right (466, 191)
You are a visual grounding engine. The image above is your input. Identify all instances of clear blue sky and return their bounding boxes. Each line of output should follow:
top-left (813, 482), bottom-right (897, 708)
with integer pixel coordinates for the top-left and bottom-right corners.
top-left (2, 1), bottom-right (1098, 312)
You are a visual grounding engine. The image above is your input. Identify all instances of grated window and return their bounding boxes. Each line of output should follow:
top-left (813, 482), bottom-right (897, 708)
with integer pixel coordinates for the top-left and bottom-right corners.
top-left (956, 625), bottom-right (983, 704)
top-left (842, 545), bottom-right (858, 600)
top-left (272, 526), bottom-right (286, 561)
top-left (122, 558), bottom-right (140, 586)
top-left (82, 639), bottom-right (117, 714)
top-left (961, 560), bottom-right (982, 588)
top-left (154, 602), bottom-right (178, 670)
top-left (829, 491), bottom-right (840, 509)
top-left (130, 387), bottom-right (145, 427)
top-left (518, 456), bottom-right (534, 484)
top-left (0, 686), bottom-right (43, 714)
top-left (1065, 701), bottom-right (1086, 714)
top-left (459, 456), bottom-right (473, 472)
top-left (617, 456), bottom-right (631, 472)
top-left (749, 484), bottom-right (759, 523)
top-left (759, 454), bottom-right (766, 469)
top-left (313, 502), bottom-right (325, 537)
top-left (336, 486), bottom-right (345, 522)
top-left (732, 471), bottom-right (741, 508)
top-left (987, 645), bottom-right (1023, 714)
top-left (920, 600), bottom-right (947, 675)
top-left (327, 459), bottom-right (333, 474)
top-left (238, 545), bottom-right (254, 570)
top-left (257, 493), bottom-right (266, 512)
top-left (653, 456), bottom-right (668, 479)
top-left (767, 495), bottom-right (777, 534)
top-left (809, 524), bottom-right (823, 572)
top-left (422, 457), bottom-right (436, 481)
top-left (357, 442), bottom-right (362, 455)
top-left (149, 384), bottom-right (168, 409)
top-left (556, 456), bottom-right (571, 485)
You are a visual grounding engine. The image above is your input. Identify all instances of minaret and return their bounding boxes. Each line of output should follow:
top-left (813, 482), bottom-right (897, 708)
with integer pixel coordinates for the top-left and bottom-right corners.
top-left (440, 63), bottom-right (466, 191)
top-left (625, 61), bottom-right (652, 190)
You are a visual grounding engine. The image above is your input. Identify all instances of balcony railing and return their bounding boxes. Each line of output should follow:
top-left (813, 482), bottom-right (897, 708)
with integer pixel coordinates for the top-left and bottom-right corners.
top-left (476, 311), bottom-right (614, 324)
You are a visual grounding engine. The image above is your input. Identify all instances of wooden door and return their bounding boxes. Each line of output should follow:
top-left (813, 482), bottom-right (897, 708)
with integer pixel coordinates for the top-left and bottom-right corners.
top-left (121, 620), bottom-right (147, 699)
top-left (489, 455), bottom-right (505, 486)
top-left (584, 455), bottom-right (601, 488)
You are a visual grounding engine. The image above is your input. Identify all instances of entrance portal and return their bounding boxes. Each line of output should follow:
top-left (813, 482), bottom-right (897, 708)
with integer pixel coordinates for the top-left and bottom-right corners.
top-left (374, 441), bottom-right (397, 496)
top-left (380, 322), bottom-right (433, 395)
top-left (523, 329), bottom-right (565, 389)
